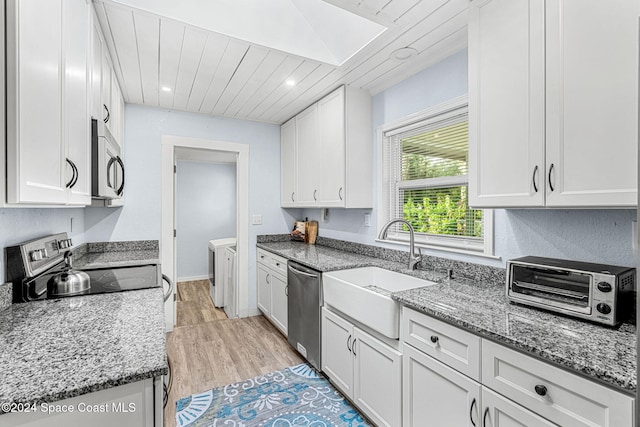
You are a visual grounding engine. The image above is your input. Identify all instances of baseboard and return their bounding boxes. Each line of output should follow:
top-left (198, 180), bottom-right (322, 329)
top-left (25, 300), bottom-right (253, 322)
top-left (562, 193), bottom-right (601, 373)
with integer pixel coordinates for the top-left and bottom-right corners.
top-left (177, 275), bottom-right (209, 283)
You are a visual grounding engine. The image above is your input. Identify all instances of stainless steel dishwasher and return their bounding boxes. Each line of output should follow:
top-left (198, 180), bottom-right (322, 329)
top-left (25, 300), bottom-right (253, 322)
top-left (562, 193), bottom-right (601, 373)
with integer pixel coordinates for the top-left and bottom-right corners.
top-left (287, 261), bottom-right (322, 370)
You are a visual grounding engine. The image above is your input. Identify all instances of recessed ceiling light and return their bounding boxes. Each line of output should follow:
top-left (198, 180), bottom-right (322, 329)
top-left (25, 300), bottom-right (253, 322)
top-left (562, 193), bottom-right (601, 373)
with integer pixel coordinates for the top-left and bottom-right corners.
top-left (390, 47), bottom-right (418, 61)
top-left (161, 86), bottom-right (172, 92)
top-left (286, 80), bottom-right (296, 87)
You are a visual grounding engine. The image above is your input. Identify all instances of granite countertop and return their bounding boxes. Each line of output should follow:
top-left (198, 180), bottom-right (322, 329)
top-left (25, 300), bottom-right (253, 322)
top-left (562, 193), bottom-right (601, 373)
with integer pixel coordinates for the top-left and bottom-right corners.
top-left (256, 241), bottom-right (447, 282)
top-left (0, 288), bottom-right (168, 412)
top-left (74, 241), bottom-right (160, 270)
top-left (258, 241), bottom-right (636, 394)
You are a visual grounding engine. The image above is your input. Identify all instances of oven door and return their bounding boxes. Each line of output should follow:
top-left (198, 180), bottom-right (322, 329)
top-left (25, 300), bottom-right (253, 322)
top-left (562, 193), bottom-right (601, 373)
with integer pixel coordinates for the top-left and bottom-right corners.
top-left (508, 263), bottom-right (593, 315)
top-left (91, 118), bottom-right (124, 199)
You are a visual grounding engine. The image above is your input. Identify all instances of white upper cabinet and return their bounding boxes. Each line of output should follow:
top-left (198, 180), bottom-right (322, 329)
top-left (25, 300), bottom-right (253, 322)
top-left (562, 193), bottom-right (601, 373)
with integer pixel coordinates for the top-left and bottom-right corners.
top-left (318, 88), bottom-right (346, 207)
top-left (296, 104), bottom-right (319, 206)
top-left (280, 85), bottom-right (373, 208)
top-left (281, 118), bottom-right (297, 207)
top-left (6, 0), bottom-right (91, 205)
top-left (545, 0), bottom-right (638, 207)
top-left (64, 0), bottom-right (91, 205)
top-left (469, 0), bottom-right (638, 208)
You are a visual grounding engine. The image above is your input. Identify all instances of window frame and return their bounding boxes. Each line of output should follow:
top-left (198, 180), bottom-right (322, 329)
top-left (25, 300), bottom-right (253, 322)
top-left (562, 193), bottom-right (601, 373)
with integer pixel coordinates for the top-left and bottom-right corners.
top-left (376, 95), bottom-right (495, 257)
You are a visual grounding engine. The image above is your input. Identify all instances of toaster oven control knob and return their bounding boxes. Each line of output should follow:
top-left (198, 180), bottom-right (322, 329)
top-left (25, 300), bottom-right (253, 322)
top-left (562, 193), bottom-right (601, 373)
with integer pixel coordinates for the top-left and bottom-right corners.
top-left (30, 250), bottom-right (43, 262)
top-left (597, 282), bottom-right (612, 292)
top-left (596, 303), bottom-right (612, 314)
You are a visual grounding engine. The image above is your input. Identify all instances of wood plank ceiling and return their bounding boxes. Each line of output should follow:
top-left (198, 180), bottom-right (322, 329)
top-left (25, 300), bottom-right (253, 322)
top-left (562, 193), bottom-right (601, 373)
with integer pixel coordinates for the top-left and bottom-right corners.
top-left (96, 0), bottom-right (469, 124)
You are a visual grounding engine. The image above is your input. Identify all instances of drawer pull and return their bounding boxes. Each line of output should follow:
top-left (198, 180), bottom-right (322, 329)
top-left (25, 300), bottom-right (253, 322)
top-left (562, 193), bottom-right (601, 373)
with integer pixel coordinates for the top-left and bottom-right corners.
top-left (534, 384), bottom-right (547, 396)
top-left (430, 335), bottom-right (439, 344)
top-left (347, 334), bottom-right (352, 351)
top-left (470, 398), bottom-right (477, 426)
top-left (352, 338), bottom-right (357, 356)
top-left (483, 407), bottom-right (489, 427)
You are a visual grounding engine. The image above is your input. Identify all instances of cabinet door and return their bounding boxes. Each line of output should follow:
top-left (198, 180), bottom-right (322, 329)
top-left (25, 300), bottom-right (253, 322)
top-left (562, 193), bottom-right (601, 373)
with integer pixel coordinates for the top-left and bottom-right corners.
top-left (318, 87), bottom-right (345, 207)
top-left (295, 104), bottom-right (319, 206)
top-left (353, 328), bottom-right (402, 427)
top-left (269, 273), bottom-right (288, 335)
top-left (545, 0), bottom-right (638, 207)
top-left (321, 307), bottom-right (354, 399)
top-left (482, 388), bottom-right (556, 427)
top-left (403, 343), bottom-right (481, 427)
top-left (64, 0), bottom-right (91, 205)
top-left (6, 0), bottom-right (66, 204)
top-left (90, 11), bottom-right (104, 123)
top-left (257, 263), bottom-right (271, 316)
top-left (468, 0), bottom-right (545, 207)
top-left (281, 118), bottom-right (297, 207)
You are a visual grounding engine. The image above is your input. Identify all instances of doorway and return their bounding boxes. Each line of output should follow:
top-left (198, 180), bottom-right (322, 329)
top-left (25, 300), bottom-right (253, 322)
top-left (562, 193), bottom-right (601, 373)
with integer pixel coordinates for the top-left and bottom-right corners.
top-left (161, 135), bottom-right (249, 332)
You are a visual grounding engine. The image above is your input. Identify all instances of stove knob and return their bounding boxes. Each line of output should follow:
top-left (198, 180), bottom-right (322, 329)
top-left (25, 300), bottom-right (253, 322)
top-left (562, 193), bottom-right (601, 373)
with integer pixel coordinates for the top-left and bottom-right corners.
top-left (30, 250), bottom-right (43, 261)
top-left (597, 282), bottom-right (612, 292)
top-left (596, 303), bottom-right (612, 314)
top-left (66, 238), bottom-right (73, 248)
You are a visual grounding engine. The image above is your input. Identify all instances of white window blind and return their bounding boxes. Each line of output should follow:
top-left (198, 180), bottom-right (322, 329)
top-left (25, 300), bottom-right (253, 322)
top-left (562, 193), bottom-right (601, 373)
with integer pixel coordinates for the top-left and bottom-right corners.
top-left (381, 103), bottom-right (489, 253)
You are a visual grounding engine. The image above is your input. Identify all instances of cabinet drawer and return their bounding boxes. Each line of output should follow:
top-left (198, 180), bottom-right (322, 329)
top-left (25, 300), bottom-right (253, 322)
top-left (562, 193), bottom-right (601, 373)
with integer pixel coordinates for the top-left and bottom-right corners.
top-left (401, 307), bottom-right (481, 381)
top-left (256, 248), bottom-right (288, 275)
top-left (482, 340), bottom-right (634, 427)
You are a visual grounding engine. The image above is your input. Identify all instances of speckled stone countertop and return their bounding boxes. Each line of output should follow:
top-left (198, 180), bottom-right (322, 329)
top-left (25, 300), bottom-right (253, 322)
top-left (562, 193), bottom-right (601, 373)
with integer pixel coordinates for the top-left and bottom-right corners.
top-left (258, 240), bottom-right (636, 394)
top-left (257, 241), bottom-right (447, 282)
top-left (395, 279), bottom-right (637, 393)
top-left (74, 240), bottom-right (160, 270)
top-left (0, 288), bottom-right (168, 412)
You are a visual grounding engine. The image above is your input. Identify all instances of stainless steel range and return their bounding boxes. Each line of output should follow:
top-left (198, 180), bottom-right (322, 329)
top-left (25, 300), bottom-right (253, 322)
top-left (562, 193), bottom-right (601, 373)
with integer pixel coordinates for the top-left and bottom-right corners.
top-left (6, 233), bottom-right (163, 303)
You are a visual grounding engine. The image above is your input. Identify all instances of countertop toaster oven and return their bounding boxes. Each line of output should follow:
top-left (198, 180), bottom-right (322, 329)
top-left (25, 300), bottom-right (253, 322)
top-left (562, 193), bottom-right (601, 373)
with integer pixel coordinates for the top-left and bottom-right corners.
top-left (506, 256), bottom-right (635, 326)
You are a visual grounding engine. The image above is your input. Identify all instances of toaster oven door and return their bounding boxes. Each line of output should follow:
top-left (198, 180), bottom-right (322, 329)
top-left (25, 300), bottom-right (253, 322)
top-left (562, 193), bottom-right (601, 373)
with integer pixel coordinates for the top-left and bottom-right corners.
top-left (508, 264), bottom-right (592, 315)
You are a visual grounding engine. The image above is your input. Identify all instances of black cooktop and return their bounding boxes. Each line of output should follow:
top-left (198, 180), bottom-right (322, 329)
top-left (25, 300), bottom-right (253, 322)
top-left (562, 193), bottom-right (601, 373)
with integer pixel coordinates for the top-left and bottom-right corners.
top-left (84, 264), bottom-right (159, 294)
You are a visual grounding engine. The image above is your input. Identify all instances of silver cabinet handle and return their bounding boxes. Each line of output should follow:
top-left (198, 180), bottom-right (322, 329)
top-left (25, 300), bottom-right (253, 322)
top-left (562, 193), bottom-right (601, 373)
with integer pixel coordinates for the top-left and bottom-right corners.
top-left (548, 163), bottom-right (555, 192)
top-left (313, 189), bottom-right (317, 201)
top-left (346, 334), bottom-right (352, 351)
top-left (285, 285), bottom-right (288, 296)
top-left (483, 407), bottom-right (490, 427)
top-left (287, 265), bottom-right (318, 279)
top-left (266, 273), bottom-right (270, 284)
top-left (338, 187), bottom-right (343, 200)
top-left (291, 192), bottom-right (295, 202)
top-left (470, 398), bottom-right (477, 426)
top-left (532, 165), bottom-right (539, 193)
top-left (352, 338), bottom-right (357, 356)
top-left (162, 274), bottom-right (174, 302)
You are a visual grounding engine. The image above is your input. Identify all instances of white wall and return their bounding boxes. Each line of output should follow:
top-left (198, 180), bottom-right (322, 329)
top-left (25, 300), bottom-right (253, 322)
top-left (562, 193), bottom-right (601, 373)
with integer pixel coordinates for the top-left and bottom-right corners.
top-left (0, 208), bottom-right (85, 282)
top-left (84, 104), bottom-right (296, 309)
top-left (300, 49), bottom-right (637, 268)
top-left (176, 161), bottom-right (236, 280)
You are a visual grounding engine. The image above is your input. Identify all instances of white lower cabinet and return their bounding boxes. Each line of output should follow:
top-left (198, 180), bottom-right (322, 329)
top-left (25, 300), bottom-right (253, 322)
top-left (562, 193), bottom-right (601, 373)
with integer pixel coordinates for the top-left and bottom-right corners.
top-left (482, 387), bottom-right (556, 427)
top-left (321, 307), bottom-right (401, 427)
top-left (403, 342), bottom-right (480, 427)
top-left (4, 377), bottom-right (161, 427)
top-left (256, 249), bottom-right (288, 336)
top-left (401, 306), bottom-right (635, 427)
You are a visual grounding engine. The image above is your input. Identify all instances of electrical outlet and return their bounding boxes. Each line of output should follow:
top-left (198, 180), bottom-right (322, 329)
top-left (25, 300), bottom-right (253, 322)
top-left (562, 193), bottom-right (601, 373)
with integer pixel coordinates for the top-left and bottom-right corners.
top-left (364, 213), bottom-right (371, 227)
top-left (320, 208), bottom-right (329, 222)
top-left (252, 214), bottom-right (262, 225)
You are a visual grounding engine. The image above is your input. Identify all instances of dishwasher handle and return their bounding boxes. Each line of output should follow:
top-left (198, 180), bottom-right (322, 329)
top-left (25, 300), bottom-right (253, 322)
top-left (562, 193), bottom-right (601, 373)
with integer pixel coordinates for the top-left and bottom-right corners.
top-left (288, 264), bottom-right (319, 279)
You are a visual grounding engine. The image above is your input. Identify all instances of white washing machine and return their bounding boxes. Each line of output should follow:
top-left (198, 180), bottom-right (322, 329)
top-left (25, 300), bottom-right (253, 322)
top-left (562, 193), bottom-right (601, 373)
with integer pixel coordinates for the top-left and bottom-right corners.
top-left (208, 238), bottom-right (236, 307)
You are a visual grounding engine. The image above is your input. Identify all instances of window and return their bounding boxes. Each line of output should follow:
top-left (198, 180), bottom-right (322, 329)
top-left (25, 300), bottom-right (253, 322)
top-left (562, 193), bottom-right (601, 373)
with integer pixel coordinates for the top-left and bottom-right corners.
top-left (379, 97), bottom-right (493, 255)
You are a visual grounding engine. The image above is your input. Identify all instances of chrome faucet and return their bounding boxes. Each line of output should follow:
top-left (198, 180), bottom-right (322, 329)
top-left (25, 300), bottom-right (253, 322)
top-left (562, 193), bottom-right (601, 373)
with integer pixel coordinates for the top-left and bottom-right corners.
top-left (378, 219), bottom-right (422, 270)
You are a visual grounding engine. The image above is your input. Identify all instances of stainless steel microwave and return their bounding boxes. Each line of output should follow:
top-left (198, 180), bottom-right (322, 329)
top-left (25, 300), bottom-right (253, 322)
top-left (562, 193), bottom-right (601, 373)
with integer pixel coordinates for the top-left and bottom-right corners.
top-left (506, 256), bottom-right (635, 326)
top-left (91, 118), bottom-right (124, 200)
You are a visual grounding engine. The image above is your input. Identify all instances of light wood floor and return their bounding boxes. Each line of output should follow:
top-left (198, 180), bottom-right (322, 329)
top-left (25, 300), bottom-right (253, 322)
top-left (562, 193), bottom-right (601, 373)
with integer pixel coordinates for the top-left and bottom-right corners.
top-left (164, 280), bottom-right (303, 427)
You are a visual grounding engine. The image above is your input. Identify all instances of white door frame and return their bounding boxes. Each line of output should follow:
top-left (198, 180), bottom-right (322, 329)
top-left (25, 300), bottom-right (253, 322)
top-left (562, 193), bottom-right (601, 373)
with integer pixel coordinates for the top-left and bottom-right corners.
top-left (161, 135), bottom-right (249, 331)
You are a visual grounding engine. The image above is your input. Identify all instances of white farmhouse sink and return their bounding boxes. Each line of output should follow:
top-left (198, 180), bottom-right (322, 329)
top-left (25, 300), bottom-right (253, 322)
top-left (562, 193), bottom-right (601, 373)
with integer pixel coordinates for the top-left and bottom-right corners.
top-left (323, 267), bottom-right (436, 339)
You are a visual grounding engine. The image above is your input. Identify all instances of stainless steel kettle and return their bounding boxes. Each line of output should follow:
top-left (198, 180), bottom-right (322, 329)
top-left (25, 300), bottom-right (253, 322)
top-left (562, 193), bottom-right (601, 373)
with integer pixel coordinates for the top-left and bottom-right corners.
top-left (49, 252), bottom-right (90, 297)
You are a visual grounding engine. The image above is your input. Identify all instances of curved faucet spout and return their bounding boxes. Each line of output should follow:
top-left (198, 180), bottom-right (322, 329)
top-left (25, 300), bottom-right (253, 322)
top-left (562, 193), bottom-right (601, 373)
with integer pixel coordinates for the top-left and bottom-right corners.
top-left (378, 219), bottom-right (422, 270)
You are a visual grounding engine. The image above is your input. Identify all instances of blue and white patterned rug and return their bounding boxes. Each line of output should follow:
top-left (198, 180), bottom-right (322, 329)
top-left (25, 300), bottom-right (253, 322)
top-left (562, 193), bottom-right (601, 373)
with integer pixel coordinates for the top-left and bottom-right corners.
top-left (176, 363), bottom-right (372, 427)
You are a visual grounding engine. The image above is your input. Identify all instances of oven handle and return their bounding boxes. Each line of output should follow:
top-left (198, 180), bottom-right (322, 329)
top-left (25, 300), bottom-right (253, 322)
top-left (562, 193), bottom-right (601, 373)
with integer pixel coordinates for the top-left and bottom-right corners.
top-left (162, 274), bottom-right (174, 302)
